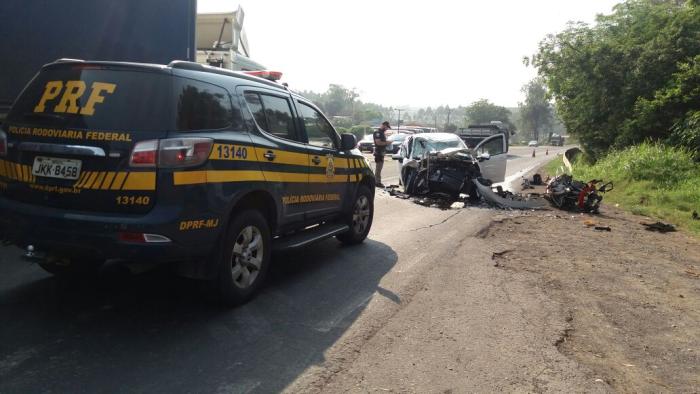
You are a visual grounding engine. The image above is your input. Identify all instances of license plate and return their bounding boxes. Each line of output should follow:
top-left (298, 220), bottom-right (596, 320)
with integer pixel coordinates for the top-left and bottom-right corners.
top-left (32, 156), bottom-right (82, 180)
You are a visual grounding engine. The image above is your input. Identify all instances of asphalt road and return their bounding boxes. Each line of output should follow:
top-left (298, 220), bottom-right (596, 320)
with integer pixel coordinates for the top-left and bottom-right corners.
top-left (0, 145), bottom-right (569, 393)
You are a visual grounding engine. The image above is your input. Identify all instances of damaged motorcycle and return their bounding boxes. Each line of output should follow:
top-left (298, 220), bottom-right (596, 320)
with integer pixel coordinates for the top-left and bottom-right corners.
top-left (545, 174), bottom-right (613, 213)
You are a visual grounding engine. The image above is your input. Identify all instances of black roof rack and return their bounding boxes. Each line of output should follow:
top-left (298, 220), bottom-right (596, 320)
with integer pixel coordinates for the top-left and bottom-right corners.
top-left (168, 60), bottom-right (282, 89)
top-left (54, 58), bottom-right (85, 63)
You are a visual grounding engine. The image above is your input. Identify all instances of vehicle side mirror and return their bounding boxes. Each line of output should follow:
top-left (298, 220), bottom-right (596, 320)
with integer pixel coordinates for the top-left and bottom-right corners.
top-left (391, 154), bottom-right (403, 163)
top-left (477, 152), bottom-right (490, 161)
top-left (340, 133), bottom-right (357, 151)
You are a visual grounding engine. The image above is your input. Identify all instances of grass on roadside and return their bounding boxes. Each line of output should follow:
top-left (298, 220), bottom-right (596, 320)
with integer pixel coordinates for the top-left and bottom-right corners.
top-left (542, 143), bottom-right (700, 234)
top-left (542, 155), bottom-right (567, 177)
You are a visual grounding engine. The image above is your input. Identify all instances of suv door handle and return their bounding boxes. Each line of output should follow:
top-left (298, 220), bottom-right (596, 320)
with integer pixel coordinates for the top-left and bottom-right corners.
top-left (263, 151), bottom-right (276, 161)
top-left (311, 156), bottom-right (321, 165)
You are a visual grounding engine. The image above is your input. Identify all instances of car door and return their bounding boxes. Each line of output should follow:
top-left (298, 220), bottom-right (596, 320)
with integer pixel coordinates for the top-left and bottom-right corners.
top-left (473, 134), bottom-right (507, 183)
top-left (395, 135), bottom-right (412, 184)
top-left (239, 88), bottom-right (310, 227)
top-left (294, 99), bottom-right (346, 220)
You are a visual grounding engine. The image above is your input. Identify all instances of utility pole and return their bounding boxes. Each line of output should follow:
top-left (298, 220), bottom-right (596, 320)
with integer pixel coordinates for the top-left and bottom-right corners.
top-left (446, 106), bottom-right (452, 130)
top-left (392, 108), bottom-right (405, 132)
top-left (397, 109), bottom-right (401, 131)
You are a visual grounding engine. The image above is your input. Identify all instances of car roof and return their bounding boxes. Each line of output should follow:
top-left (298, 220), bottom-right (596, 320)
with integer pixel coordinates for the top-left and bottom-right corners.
top-left (42, 59), bottom-right (287, 92)
top-left (414, 132), bottom-right (462, 142)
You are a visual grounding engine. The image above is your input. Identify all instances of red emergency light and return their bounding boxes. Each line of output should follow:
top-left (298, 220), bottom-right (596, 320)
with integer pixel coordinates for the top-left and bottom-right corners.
top-left (244, 70), bottom-right (283, 81)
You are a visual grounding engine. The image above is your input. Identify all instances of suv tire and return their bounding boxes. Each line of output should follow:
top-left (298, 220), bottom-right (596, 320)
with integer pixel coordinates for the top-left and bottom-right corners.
top-left (337, 185), bottom-right (373, 245)
top-left (216, 210), bottom-right (271, 306)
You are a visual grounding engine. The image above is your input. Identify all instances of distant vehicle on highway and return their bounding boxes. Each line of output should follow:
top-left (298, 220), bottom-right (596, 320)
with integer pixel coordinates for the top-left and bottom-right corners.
top-left (358, 134), bottom-right (374, 152)
top-left (528, 140), bottom-right (539, 147)
top-left (387, 133), bottom-right (409, 154)
top-left (456, 122), bottom-right (513, 145)
top-left (549, 133), bottom-right (565, 146)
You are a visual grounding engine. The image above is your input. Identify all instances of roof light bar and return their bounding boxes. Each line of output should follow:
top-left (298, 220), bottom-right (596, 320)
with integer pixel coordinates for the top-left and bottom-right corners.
top-left (243, 70), bottom-right (283, 81)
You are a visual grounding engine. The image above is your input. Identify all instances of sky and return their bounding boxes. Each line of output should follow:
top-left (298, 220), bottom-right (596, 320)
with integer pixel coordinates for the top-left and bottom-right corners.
top-left (198, 0), bottom-right (621, 109)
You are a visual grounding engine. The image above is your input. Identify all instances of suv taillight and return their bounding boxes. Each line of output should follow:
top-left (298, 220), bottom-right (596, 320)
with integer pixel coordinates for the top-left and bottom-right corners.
top-left (129, 138), bottom-right (213, 168)
top-left (0, 130), bottom-right (7, 156)
top-left (129, 140), bottom-right (158, 167)
top-left (158, 138), bottom-right (213, 168)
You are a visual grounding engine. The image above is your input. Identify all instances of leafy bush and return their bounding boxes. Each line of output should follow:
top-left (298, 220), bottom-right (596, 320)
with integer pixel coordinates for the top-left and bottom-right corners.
top-left (669, 111), bottom-right (700, 155)
top-left (573, 142), bottom-right (696, 187)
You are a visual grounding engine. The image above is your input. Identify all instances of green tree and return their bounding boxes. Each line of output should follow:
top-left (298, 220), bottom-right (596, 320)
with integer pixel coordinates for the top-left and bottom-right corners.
top-left (518, 78), bottom-right (553, 141)
top-left (464, 99), bottom-right (515, 130)
top-left (349, 125), bottom-right (370, 140)
top-left (531, 0), bottom-right (699, 158)
top-left (324, 84), bottom-right (358, 117)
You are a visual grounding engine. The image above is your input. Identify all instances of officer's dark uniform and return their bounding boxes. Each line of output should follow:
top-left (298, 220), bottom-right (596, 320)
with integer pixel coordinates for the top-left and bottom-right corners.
top-left (373, 128), bottom-right (387, 186)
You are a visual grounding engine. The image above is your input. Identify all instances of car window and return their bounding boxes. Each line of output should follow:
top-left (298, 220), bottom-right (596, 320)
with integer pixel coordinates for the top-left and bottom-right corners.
top-left (479, 137), bottom-right (504, 155)
top-left (412, 138), bottom-right (464, 158)
top-left (390, 134), bottom-right (407, 142)
top-left (244, 92), bottom-right (299, 141)
top-left (175, 78), bottom-right (237, 131)
top-left (297, 101), bottom-right (338, 149)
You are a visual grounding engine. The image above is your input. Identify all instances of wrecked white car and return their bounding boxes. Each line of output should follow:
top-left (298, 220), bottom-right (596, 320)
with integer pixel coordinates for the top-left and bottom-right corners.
top-left (391, 133), bottom-right (507, 200)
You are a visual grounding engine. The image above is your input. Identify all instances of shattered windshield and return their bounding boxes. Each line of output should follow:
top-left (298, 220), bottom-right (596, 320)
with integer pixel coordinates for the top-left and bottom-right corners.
top-left (412, 137), bottom-right (466, 158)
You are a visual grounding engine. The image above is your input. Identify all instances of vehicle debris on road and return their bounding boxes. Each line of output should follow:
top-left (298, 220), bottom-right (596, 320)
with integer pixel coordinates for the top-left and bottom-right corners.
top-left (642, 221), bottom-right (676, 233)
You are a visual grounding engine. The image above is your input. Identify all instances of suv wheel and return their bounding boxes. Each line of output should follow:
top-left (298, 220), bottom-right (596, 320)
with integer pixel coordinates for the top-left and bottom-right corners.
top-left (216, 210), bottom-right (271, 306)
top-left (337, 185), bottom-right (373, 245)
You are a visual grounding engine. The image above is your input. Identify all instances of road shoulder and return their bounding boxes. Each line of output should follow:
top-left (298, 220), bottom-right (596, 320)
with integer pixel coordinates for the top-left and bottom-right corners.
top-left (303, 212), bottom-right (610, 393)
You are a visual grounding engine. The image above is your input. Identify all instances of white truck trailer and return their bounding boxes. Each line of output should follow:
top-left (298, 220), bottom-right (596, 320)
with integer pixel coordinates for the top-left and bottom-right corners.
top-left (196, 7), bottom-right (266, 71)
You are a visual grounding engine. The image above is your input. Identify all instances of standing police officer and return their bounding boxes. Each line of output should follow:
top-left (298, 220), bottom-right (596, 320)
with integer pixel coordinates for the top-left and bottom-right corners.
top-left (373, 121), bottom-right (391, 187)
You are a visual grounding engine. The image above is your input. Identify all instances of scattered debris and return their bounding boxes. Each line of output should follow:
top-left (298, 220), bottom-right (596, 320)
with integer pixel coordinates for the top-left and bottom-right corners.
top-left (473, 180), bottom-right (548, 210)
top-left (642, 222), bottom-right (676, 233)
top-left (491, 249), bottom-right (512, 267)
top-left (532, 173), bottom-right (543, 185)
top-left (491, 250), bottom-right (513, 259)
top-left (684, 266), bottom-right (700, 279)
top-left (521, 177), bottom-right (534, 189)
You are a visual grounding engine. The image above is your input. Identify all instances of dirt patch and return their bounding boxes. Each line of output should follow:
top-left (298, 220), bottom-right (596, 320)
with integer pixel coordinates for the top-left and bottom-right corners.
top-left (483, 206), bottom-right (700, 392)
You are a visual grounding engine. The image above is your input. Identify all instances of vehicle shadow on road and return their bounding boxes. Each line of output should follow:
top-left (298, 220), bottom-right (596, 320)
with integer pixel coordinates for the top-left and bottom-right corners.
top-left (0, 239), bottom-right (397, 393)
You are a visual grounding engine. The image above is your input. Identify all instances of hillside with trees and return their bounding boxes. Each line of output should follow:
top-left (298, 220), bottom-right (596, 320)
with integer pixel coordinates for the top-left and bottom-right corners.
top-left (299, 84), bottom-right (527, 139)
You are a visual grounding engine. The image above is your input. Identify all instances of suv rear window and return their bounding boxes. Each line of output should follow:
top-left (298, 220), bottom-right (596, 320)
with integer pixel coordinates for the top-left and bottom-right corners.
top-left (7, 67), bottom-right (175, 131)
top-left (175, 78), bottom-right (241, 131)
